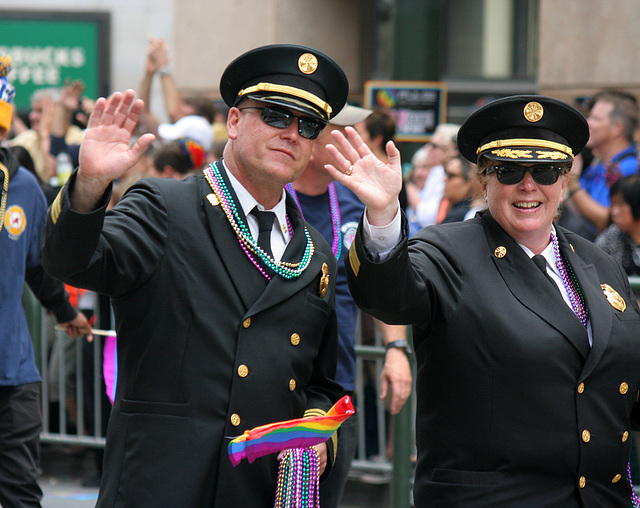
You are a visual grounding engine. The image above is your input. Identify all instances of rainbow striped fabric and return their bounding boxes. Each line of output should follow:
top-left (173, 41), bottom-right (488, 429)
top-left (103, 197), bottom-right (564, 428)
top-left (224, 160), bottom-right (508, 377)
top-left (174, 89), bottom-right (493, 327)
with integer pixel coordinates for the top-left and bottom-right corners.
top-left (228, 395), bottom-right (355, 467)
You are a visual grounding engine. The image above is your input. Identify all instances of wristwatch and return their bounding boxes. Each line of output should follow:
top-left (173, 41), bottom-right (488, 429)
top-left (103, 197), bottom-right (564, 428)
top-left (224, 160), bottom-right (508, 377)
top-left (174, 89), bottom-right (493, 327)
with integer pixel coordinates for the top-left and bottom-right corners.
top-left (385, 339), bottom-right (413, 356)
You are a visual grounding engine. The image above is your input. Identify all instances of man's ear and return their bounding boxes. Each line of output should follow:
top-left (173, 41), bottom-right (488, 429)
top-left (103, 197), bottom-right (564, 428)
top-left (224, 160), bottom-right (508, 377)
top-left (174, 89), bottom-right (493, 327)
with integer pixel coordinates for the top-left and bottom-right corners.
top-left (226, 107), bottom-right (241, 140)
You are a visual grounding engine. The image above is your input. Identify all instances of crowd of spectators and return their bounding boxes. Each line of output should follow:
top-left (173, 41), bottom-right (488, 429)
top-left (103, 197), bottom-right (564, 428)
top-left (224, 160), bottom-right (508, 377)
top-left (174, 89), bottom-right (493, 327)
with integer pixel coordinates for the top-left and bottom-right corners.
top-left (3, 34), bottom-right (640, 500)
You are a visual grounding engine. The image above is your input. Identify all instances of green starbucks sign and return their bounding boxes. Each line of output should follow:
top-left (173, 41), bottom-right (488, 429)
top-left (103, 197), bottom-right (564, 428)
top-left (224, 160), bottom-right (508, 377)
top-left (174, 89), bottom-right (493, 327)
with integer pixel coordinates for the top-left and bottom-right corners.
top-left (0, 11), bottom-right (110, 111)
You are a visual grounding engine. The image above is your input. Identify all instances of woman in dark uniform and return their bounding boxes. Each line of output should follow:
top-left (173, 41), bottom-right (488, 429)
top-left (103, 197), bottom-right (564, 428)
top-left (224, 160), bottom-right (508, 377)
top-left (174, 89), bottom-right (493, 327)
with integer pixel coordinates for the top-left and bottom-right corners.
top-left (325, 95), bottom-right (640, 507)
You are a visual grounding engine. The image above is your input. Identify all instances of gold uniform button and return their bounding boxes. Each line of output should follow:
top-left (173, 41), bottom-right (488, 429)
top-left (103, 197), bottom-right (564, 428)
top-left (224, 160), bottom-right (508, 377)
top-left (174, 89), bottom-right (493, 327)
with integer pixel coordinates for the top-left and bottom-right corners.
top-left (619, 382), bottom-right (629, 395)
top-left (230, 414), bottom-right (241, 426)
top-left (577, 382), bottom-right (585, 394)
top-left (243, 318), bottom-right (251, 328)
top-left (579, 476), bottom-right (586, 488)
top-left (581, 430), bottom-right (590, 443)
top-left (622, 431), bottom-right (630, 442)
top-left (290, 333), bottom-right (301, 346)
top-left (612, 474), bottom-right (622, 483)
top-left (238, 365), bottom-right (249, 378)
top-left (289, 379), bottom-right (297, 391)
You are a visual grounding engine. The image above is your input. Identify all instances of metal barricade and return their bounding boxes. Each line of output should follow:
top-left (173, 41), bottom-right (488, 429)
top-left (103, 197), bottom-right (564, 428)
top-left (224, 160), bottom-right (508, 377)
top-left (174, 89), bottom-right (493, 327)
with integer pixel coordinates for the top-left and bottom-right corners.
top-left (351, 313), bottom-right (415, 508)
top-left (38, 311), bottom-right (106, 448)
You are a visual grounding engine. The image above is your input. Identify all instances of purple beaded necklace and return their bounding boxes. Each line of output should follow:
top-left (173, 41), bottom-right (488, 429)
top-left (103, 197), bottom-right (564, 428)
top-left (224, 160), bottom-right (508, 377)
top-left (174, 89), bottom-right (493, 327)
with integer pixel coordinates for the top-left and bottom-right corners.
top-left (274, 447), bottom-right (321, 507)
top-left (286, 182), bottom-right (342, 260)
top-left (551, 233), bottom-right (588, 327)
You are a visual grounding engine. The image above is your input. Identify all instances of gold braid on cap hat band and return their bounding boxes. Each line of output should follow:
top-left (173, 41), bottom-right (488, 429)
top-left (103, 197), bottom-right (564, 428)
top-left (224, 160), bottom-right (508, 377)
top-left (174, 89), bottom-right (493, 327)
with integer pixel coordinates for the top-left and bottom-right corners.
top-left (477, 138), bottom-right (574, 157)
top-left (238, 82), bottom-right (332, 118)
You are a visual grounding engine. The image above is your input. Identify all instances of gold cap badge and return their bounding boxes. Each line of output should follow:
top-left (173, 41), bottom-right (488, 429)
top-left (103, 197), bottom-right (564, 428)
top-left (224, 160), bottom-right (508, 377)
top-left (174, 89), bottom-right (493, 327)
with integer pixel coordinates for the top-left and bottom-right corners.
top-left (494, 246), bottom-right (507, 258)
top-left (298, 53), bottom-right (318, 74)
top-left (601, 283), bottom-right (626, 312)
top-left (319, 262), bottom-right (329, 297)
top-left (523, 101), bottom-right (544, 123)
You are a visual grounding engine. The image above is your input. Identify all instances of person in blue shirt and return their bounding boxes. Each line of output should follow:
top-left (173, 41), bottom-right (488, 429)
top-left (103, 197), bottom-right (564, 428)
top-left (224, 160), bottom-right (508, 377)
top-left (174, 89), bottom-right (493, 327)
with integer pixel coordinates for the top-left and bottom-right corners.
top-left (288, 105), bottom-right (413, 507)
top-left (0, 53), bottom-right (91, 508)
top-left (568, 91), bottom-right (638, 234)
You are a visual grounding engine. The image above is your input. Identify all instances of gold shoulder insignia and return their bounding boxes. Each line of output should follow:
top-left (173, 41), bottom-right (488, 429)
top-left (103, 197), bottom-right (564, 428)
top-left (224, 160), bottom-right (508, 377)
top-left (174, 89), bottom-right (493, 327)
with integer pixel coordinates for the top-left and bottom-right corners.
top-left (50, 188), bottom-right (64, 224)
top-left (348, 243), bottom-right (361, 276)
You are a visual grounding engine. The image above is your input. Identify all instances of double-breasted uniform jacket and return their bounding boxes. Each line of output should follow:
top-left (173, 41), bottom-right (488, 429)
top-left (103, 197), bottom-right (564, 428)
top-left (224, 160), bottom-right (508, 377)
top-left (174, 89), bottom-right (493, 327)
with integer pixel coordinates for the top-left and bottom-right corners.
top-left (41, 167), bottom-right (343, 507)
top-left (346, 210), bottom-right (640, 508)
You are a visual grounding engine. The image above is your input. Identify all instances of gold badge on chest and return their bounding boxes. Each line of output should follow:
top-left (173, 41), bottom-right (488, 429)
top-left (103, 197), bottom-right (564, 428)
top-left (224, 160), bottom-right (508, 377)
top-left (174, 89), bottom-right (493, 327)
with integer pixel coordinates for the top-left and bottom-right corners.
top-left (601, 283), bottom-right (626, 312)
top-left (318, 262), bottom-right (329, 298)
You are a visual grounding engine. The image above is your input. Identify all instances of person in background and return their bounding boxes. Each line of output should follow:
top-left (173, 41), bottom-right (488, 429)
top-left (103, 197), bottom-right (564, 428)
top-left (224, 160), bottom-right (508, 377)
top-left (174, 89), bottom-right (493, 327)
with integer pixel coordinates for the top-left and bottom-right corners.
top-left (440, 154), bottom-right (476, 224)
top-left (41, 44), bottom-right (349, 507)
top-left (567, 91), bottom-right (639, 235)
top-left (405, 146), bottom-right (443, 236)
top-left (148, 137), bottom-right (206, 179)
top-left (289, 104), bottom-right (412, 507)
top-left (405, 124), bottom-right (460, 232)
top-left (0, 53), bottom-right (91, 508)
top-left (596, 175), bottom-right (640, 276)
top-left (9, 87), bottom-right (84, 184)
top-left (327, 94), bottom-right (640, 507)
top-left (49, 78), bottom-right (94, 171)
top-left (137, 36), bottom-right (215, 155)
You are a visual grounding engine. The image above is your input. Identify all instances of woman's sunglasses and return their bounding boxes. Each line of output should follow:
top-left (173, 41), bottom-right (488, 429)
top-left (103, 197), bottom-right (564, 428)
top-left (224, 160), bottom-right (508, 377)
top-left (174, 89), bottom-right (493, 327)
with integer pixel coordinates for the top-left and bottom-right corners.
top-left (238, 106), bottom-right (325, 140)
top-left (486, 164), bottom-right (568, 185)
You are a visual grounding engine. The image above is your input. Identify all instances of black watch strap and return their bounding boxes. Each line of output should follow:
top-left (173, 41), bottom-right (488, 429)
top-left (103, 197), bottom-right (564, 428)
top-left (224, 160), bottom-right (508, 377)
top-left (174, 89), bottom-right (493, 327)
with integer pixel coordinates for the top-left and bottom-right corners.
top-left (385, 339), bottom-right (413, 356)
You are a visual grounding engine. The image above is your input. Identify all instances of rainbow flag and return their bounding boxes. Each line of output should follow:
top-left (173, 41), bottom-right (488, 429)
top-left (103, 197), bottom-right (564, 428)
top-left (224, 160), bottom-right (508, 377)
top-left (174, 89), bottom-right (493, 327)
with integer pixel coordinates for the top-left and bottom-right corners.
top-left (228, 395), bottom-right (355, 467)
top-left (103, 332), bottom-right (118, 405)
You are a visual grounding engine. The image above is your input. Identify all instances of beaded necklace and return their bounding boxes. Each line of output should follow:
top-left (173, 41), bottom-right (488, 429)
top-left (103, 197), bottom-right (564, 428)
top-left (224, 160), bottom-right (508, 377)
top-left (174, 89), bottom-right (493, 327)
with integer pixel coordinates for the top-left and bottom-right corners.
top-left (551, 233), bottom-right (588, 327)
top-left (274, 447), bottom-right (320, 508)
top-left (204, 163), bottom-right (315, 280)
top-left (286, 182), bottom-right (342, 260)
top-left (629, 461), bottom-right (640, 507)
top-left (0, 163), bottom-right (9, 234)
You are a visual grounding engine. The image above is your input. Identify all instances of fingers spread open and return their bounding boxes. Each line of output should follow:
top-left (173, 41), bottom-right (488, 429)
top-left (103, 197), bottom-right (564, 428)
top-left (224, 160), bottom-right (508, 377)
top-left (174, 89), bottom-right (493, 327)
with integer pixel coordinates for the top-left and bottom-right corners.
top-left (86, 96), bottom-right (107, 129)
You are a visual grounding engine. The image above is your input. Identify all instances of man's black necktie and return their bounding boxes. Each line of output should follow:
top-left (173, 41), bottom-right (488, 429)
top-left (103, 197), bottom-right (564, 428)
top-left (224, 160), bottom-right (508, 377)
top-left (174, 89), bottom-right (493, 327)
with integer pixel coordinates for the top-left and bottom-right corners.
top-left (251, 207), bottom-right (275, 258)
top-left (532, 254), bottom-right (559, 292)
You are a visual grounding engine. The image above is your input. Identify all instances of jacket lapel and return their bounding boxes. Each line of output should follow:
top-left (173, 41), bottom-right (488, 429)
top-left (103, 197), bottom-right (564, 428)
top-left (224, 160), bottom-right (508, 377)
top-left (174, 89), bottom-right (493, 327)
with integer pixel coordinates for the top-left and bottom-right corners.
top-left (199, 172), bottom-right (267, 310)
top-left (482, 212), bottom-right (590, 359)
top-left (555, 229), bottom-right (612, 377)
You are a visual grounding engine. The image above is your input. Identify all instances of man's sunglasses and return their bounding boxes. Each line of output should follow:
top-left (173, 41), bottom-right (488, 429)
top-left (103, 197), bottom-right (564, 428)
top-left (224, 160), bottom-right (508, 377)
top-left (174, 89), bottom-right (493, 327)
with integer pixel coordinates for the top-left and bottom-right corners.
top-left (238, 106), bottom-right (326, 140)
top-left (485, 164), bottom-right (568, 185)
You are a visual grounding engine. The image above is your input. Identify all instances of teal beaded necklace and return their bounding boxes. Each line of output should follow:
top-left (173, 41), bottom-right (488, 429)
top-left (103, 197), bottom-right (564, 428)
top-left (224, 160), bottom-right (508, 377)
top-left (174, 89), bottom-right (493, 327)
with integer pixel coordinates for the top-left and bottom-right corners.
top-left (204, 162), bottom-right (315, 280)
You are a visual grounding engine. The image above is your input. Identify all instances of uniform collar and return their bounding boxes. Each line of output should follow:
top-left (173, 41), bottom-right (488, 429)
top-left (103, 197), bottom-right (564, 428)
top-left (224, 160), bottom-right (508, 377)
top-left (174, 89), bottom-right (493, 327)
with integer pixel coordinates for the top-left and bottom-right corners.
top-left (221, 159), bottom-right (290, 241)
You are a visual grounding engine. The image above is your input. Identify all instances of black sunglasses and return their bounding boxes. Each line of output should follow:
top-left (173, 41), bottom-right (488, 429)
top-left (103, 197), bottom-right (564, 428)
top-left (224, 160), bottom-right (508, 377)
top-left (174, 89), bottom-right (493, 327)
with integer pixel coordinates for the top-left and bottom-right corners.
top-left (486, 164), bottom-right (568, 185)
top-left (238, 106), bottom-right (326, 140)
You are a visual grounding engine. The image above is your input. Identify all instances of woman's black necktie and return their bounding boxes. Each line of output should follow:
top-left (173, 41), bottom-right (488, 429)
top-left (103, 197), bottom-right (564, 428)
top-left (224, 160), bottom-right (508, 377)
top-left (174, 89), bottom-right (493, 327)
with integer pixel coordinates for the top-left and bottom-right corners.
top-left (532, 254), bottom-right (559, 293)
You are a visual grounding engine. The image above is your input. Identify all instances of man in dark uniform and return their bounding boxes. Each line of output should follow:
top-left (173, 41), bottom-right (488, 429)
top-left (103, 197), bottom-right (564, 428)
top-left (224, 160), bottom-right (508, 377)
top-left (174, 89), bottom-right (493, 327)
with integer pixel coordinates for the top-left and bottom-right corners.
top-left (325, 95), bottom-right (640, 507)
top-left (41, 44), bottom-right (348, 507)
